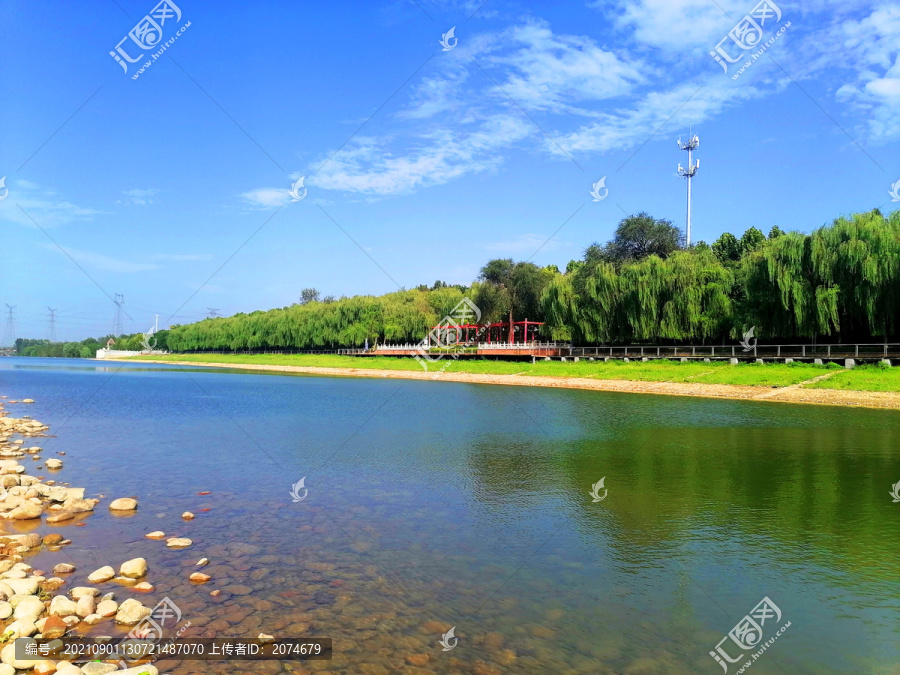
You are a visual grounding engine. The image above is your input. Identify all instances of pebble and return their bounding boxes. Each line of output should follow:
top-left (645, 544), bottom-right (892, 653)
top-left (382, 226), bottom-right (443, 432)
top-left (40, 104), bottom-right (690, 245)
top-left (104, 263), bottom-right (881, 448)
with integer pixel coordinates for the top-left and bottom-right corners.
top-left (145, 531), bottom-right (166, 539)
top-left (87, 566), bottom-right (115, 583)
top-left (196, 558), bottom-right (209, 566)
top-left (166, 537), bottom-right (192, 548)
top-left (115, 598), bottom-right (150, 625)
top-left (52, 563), bottom-right (75, 575)
top-left (45, 459), bottom-right (62, 470)
top-left (189, 572), bottom-right (211, 583)
top-left (133, 582), bottom-right (154, 592)
top-left (109, 497), bottom-right (138, 511)
top-left (182, 511), bottom-right (195, 520)
top-left (119, 558), bottom-right (147, 579)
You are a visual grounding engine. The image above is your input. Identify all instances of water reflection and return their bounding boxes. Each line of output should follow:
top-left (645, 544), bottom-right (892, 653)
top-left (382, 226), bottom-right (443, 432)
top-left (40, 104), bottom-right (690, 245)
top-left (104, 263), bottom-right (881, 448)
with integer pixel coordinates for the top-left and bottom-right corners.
top-left (0, 357), bottom-right (897, 674)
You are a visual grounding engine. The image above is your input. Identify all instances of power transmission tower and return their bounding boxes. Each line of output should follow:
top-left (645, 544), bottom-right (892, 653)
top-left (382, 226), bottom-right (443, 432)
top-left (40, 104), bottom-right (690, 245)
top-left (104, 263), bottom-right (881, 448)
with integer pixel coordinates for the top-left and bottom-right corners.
top-left (206, 308), bottom-right (221, 319)
top-left (677, 127), bottom-right (700, 247)
top-left (46, 307), bottom-right (58, 343)
top-left (2, 305), bottom-right (16, 348)
top-left (112, 294), bottom-right (125, 336)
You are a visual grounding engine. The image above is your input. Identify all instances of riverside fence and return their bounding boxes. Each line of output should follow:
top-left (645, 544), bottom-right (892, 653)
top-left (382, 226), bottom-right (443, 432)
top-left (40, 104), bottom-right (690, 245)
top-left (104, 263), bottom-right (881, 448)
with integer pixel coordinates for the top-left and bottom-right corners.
top-left (171, 342), bottom-right (900, 365)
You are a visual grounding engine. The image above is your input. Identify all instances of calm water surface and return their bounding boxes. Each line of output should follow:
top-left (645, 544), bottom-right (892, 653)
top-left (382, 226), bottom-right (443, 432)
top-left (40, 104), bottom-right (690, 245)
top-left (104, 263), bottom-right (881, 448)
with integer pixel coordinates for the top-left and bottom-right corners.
top-left (1, 357), bottom-right (898, 674)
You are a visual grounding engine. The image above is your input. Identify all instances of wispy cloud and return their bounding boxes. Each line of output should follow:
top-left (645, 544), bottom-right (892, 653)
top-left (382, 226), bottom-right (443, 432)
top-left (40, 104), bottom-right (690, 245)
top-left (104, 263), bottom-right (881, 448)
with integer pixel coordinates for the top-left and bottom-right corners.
top-left (241, 187), bottom-right (291, 208)
top-left (40, 243), bottom-right (159, 273)
top-left (0, 180), bottom-right (102, 227)
top-left (118, 188), bottom-right (159, 206)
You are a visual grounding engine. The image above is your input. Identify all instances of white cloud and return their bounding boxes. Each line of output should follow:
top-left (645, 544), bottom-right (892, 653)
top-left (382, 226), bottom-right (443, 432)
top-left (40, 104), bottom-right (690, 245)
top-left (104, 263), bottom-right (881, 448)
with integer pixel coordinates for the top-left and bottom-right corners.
top-left (241, 187), bottom-right (292, 208)
top-left (0, 180), bottom-right (102, 228)
top-left (40, 244), bottom-right (159, 273)
top-left (478, 20), bottom-right (645, 113)
top-left (118, 188), bottom-right (158, 206)
top-left (594, 0), bottom-right (746, 52)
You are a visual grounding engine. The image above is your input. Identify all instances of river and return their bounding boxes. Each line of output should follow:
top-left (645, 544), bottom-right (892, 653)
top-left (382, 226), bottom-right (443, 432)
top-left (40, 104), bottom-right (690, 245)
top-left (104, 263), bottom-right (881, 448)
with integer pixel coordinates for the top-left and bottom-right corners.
top-left (1, 356), bottom-right (898, 674)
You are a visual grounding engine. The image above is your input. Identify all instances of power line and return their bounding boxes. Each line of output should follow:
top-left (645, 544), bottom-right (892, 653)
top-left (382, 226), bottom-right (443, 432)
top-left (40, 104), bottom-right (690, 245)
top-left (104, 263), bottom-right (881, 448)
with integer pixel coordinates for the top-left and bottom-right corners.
top-left (112, 294), bottom-right (125, 336)
top-left (677, 125), bottom-right (700, 247)
top-left (46, 307), bottom-right (58, 343)
top-left (2, 304), bottom-right (16, 348)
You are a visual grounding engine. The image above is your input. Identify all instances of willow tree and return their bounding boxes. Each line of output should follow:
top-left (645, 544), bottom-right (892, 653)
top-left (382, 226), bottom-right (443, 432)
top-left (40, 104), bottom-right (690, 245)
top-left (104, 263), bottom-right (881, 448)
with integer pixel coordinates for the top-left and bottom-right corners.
top-left (737, 232), bottom-right (820, 339)
top-left (809, 210), bottom-right (900, 339)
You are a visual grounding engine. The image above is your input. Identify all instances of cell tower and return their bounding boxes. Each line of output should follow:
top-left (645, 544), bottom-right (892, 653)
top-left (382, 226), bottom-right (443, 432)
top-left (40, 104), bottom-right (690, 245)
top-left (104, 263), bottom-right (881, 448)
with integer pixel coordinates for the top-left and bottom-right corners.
top-left (206, 308), bottom-right (221, 319)
top-left (2, 305), bottom-right (16, 348)
top-left (46, 307), bottom-right (58, 343)
top-left (112, 294), bottom-right (125, 336)
top-left (677, 128), bottom-right (700, 247)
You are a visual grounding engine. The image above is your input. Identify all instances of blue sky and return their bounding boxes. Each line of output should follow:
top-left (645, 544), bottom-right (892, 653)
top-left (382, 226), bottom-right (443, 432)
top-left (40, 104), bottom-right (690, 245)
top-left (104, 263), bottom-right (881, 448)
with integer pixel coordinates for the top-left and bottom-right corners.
top-left (2, 0), bottom-right (898, 341)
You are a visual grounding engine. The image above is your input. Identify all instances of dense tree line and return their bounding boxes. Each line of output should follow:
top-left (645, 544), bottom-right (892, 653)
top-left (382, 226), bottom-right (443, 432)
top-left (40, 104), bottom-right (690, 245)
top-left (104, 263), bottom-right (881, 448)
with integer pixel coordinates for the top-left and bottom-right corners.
top-left (19, 209), bottom-right (900, 355)
top-left (15, 330), bottom-right (169, 357)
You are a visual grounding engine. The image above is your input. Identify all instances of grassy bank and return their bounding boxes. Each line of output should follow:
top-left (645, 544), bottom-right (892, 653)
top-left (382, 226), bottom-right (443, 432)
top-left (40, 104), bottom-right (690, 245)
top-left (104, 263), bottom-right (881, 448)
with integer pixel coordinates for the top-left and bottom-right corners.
top-left (124, 353), bottom-right (900, 391)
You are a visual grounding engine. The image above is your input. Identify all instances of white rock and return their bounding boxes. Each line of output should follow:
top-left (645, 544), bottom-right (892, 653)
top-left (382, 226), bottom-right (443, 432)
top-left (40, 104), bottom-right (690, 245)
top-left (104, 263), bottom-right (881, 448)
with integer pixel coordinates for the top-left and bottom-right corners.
top-left (0, 642), bottom-right (37, 669)
top-left (75, 594), bottom-right (95, 618)
top-left (87, 566), bottom-right (115, 583)
top-left (49, 595), bottom-right (77, 616)
top-left (119, 558), bottom-right (147, 579)
top-left (115, 598), bottom-right (150, 625)
top-left (12, 596), bottom-right (43, 623)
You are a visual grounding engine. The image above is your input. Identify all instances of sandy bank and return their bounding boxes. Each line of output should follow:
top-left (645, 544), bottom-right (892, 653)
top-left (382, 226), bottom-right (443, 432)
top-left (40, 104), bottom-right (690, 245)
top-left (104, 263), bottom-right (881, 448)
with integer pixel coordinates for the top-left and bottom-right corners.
top-left (119, 359), bottom-right (900, 411)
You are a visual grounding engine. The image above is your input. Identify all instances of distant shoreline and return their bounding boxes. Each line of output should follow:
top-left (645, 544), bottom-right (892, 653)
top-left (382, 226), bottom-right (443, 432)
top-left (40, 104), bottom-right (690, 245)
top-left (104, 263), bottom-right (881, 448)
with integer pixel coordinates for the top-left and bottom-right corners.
top-left (113, 358), bottom-right (900, 411)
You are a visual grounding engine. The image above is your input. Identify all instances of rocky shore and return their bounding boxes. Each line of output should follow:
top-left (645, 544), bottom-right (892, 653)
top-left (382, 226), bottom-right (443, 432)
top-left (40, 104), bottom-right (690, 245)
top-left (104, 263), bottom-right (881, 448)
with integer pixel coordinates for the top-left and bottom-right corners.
top-left (0, 395), bottom-right (249, 674)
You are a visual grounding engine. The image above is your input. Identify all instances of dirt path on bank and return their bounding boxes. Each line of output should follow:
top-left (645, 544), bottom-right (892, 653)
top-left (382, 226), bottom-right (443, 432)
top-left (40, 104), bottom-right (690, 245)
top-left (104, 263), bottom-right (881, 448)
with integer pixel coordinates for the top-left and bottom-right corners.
top-left (113, 359), bottom-right (900, 411)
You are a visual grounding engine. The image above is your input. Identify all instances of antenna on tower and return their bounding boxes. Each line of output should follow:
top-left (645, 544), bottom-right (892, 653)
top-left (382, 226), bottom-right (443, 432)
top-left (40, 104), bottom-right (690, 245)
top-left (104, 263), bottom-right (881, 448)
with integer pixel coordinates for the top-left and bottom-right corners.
top-left (112, 294), bottom-right (125, 336)
top-left (206, 308), bottom-right (221, 319)
top-left (676, 125), bottom-right (700, 247)
top-left (2, 304), bottom-right (16, 349)
top-left (47, 307), bottom-right (58, 343)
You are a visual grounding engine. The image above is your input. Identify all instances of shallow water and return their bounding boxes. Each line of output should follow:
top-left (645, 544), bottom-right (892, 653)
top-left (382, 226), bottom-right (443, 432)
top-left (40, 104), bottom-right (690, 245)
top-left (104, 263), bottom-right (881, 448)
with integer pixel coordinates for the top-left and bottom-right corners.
top-left (1, 356), bottom-right (899, 674)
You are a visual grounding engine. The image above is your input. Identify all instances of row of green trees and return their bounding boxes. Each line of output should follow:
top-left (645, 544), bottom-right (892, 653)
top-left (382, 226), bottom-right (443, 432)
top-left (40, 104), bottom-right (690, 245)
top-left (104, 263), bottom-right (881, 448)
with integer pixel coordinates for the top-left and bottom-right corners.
top-left (15, 331), bottom-right (170, 358)
top-left (19, 208), bottom-right (900, 355)
top-left (161, 209), bottom-right (899, 351)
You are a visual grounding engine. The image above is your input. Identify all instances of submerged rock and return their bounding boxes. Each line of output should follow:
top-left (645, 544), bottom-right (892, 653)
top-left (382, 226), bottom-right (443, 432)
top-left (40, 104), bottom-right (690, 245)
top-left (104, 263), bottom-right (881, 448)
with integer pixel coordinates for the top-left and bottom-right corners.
top-left (119, 558), bottom-right (147, 579)
top-left (87, 566), bottom-right (115, 583)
